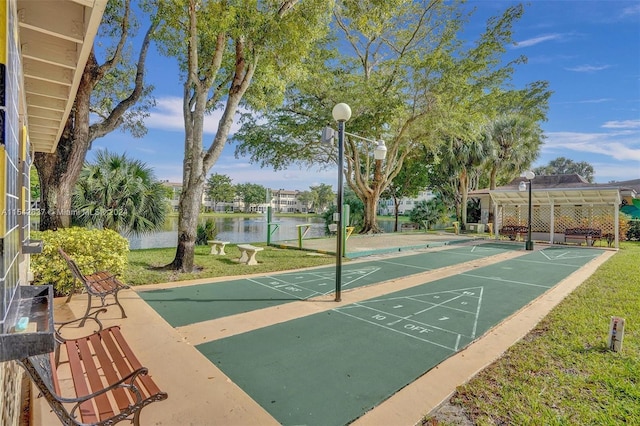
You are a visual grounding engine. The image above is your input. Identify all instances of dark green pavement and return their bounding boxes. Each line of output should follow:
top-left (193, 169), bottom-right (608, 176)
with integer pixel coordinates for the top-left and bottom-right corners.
top-left (196, 247), bottom-right (603, 426)
top-left (139, 243), bottom-right (517, 327)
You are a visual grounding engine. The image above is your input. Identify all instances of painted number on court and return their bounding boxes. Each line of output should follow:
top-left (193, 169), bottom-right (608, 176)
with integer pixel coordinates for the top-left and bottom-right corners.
top-left (404, 323), bottom-right (433, 334)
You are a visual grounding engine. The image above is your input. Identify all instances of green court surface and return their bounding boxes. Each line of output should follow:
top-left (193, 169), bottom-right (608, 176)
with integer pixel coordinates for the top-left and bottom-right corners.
top-left (196, 247), bottom-right (602, 426)
top-left (139, 243), bottom-right (517, 327)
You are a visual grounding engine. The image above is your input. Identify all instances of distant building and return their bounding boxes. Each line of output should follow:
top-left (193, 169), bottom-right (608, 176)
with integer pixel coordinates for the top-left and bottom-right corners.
top-left (378, 189), bottom-right (435, 216)
top-left (164, 183), bottom-right (316, 213)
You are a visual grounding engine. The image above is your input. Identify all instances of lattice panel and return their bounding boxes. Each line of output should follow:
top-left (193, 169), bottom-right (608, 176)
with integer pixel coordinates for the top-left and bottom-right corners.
top-left (498, 204), bottom-right (619, 239)
top-left (554, 205), bottom-right (616, 236)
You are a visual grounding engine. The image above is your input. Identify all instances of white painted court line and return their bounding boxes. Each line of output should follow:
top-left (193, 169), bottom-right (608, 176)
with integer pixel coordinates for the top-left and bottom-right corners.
top-left (334, 286), bottom-right (485, 350)
top-left (246, 277), bottom-right (323, 299)
top-left (333, 308), bottom-right (459, 351)
top-left (460, 272), bottom-right (553, 289)
top-left (321, 266), bottom-right (381, 294)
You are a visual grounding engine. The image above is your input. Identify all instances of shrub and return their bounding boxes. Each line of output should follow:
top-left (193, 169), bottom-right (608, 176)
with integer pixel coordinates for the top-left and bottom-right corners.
top-left (627, 220), bottom-right (640, 241)
top-left (196, 219), bottom-right (218, 245)
top-left (31, 227), bottom-right (129, 296)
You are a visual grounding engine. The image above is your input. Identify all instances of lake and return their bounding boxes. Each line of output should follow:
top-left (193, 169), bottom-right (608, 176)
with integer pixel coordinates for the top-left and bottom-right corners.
top-left (128, 215), bottom-right (397, 249)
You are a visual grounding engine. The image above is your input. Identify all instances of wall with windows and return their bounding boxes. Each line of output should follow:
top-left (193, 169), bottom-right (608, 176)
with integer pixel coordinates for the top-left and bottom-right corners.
top-left (0, 1), bottom-right (30, 423)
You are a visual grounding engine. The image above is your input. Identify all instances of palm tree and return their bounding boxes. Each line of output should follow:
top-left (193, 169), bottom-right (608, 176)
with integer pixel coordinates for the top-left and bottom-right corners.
top-left (484, 113), bottom-right (543, 189)
top-left (440, 129), bottom-right (493, 230)
top-left (73, 150), bottom-right (167, 235)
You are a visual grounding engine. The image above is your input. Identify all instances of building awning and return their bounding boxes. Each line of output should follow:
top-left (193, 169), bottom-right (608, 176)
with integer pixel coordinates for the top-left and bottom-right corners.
top-left (490, 187), bottom-right (622, 206)
top-left (18, 0), bottom-right (107, 153)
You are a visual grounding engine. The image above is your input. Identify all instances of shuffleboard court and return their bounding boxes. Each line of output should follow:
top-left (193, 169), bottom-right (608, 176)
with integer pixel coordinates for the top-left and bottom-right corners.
top-left (139, 243), bottom-right (517, 327)
top-left (197, 247), bottom-right (602, 426)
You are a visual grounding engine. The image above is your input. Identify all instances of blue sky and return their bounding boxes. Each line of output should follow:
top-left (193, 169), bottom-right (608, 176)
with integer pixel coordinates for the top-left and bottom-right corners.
top-left (93, 1), bottom-right (640, 190)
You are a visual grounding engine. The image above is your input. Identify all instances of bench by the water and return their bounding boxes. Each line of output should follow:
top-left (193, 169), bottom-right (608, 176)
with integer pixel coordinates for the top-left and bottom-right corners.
top-left (565, 228), bottom-right (601, 246)
top-left (237, 244), bottom-right (264, 265)
top-left (207, 240), bottom-right (230, 255)
top-left (19, 315), bottom-right (167, 426)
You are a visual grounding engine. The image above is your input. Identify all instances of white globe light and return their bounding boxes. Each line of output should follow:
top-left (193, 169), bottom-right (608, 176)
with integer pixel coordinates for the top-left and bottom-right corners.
top-left (332, 103), bottom-right (352, 122)
top-left (522, 170), bottom-right (535, 180)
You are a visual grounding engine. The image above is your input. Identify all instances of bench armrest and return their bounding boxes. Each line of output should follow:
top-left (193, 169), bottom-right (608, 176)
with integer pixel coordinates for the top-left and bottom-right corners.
top-left (54, 309), bottom-right (107, 343)
top-left (64, 367), bottom-right (153, 418)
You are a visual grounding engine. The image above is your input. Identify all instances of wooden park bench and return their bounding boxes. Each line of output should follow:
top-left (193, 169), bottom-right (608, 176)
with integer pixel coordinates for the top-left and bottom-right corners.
top-left (19, 314), bottom-right (168, 426)
top-left (565, 228), bottom-right (602, 246)
top-left (59, 248), bottom-right (130, 326)
top-left (499, 225), bottom-right (529, 241)
top-left (237, 244), bottom-right (264, 265)
top-left (207, 240), bottom-right (230, 255)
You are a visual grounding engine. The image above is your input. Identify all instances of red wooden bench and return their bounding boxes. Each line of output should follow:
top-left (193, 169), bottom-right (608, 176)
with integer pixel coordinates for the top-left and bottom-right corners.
top-left (59, 248), bottom-right (130, 325)
top-left (499, 225), bottom-right (528, 240)
top-left (20, 317), bottom-right (167, 426)
top-left (564, 228), bottom-right (602, 246)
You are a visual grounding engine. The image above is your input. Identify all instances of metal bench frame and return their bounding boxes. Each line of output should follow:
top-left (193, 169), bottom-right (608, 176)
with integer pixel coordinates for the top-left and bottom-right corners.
top-left (58, 248), bottom-right (130, 325)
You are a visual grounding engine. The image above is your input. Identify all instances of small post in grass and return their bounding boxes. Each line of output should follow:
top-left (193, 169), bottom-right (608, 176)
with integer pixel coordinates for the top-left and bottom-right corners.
top-left (607, 316), bottom-right (625, 352)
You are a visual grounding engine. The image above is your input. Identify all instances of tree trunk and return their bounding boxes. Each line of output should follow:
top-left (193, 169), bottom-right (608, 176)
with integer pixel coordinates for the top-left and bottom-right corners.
top-left (34, 81), bottom-right (92, 230)
top-left (361, 193), bottom-right (383, 234)
top-left (393, 196), bottom-right (400, 232)
top-left (460, 169), bottom-right (469, 230)
top-left (168, 180), bottom-right (204, 272)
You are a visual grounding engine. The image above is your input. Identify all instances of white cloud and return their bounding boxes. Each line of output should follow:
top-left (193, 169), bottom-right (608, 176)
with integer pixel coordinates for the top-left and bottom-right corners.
top-left (565, 64), bottom-right (612, 73)
top-left (144, 96), bottom-right (244, 135)
top-left (601, 119), bottom-right (640, 129)
top-left (621, 3), bottom-right (640, 18)
top-left (514, 33), bottom-right (564, 48)
top-left (544, 131), bottom-right (640, 162)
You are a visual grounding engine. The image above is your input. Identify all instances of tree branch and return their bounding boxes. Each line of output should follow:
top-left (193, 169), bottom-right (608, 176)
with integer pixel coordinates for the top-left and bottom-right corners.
top-left (90, 15), bottom-right (158, 140)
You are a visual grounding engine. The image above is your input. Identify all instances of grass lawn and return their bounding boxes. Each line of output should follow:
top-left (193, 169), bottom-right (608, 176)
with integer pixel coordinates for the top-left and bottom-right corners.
top-left (427, 242), bottom-right (640, 425)
top-left (124, 243), bottom-right (337, 286)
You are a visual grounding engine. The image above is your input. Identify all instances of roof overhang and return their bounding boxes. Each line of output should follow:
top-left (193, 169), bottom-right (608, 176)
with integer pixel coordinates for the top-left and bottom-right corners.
top-left (490, 187), bottom-right (622, 206)
top-left (18, 0), bottom-right (107, 153)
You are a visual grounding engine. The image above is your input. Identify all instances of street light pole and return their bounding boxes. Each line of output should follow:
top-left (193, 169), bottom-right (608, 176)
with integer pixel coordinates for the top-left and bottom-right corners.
top-left (332, 103), bottom-right (351, 302)
top-left (519, 171), bottom-right (535, 251)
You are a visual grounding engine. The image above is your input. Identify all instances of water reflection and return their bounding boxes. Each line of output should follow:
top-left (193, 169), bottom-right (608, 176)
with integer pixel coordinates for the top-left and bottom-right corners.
top-left (128, 215), bottom-right (331, 250)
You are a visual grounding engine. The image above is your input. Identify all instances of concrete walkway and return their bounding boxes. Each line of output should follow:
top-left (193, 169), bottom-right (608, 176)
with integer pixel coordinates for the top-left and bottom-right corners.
top-left (32, 242), bottom-right (614, 426)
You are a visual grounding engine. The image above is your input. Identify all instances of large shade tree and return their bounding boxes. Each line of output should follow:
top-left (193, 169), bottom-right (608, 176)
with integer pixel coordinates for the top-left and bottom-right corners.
top-left (534, 157), bottom-right (595, 182)
top-left (235, 1), bottom-right (533, 233)
top-left (34, 0), bottom-right (157, 231)
top-left (154, 0), bottom-right (333, 272)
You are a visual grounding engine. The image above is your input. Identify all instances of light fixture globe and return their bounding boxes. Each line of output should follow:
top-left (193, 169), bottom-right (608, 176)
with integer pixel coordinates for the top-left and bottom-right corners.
top-left (519, 181), bottom-right (527, 191)
top-left (522, 170), bottom-right (535, 180)
top-left (374, 140), bottom-right (387, 160)
top-left (332, 103), bottom-right (352, 122)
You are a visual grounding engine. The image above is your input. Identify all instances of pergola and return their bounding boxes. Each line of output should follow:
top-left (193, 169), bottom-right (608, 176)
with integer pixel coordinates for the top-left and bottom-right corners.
top-left (490, 185), bottom-right (622, 248)
top-left (464, 174), bottom-right (639, 250)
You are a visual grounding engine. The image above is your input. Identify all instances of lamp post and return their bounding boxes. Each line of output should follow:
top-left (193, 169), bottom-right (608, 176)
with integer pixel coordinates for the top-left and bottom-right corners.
top-left (519, 171), bottom-right (535, 250)
top-left (332, 103), bottom-right (351, 302)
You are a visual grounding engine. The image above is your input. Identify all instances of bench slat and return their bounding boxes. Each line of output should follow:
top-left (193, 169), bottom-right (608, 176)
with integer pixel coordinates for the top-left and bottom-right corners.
top-left (76, 337), bottom-right (115, 421)
top-left (89, 332), bottom-right (132, 410)
top-left (66, 340), bottom-right (99, 423)
top-left (111, 327), bottom-right (162, 397)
